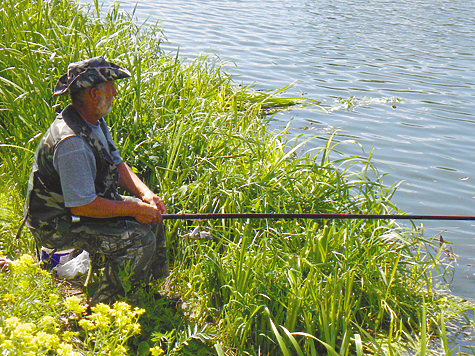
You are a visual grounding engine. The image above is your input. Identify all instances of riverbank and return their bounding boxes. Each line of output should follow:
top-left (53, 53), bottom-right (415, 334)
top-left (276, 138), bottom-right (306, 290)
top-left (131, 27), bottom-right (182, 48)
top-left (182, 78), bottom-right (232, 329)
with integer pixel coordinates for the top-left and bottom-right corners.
top-left (0, 0), bottom-right (471, 354)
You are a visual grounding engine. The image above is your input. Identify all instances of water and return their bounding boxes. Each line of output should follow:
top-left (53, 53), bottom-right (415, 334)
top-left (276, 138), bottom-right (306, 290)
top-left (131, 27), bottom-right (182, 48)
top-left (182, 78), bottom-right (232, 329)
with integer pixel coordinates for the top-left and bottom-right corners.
top-left (101, 0), bottom-right (475, 298)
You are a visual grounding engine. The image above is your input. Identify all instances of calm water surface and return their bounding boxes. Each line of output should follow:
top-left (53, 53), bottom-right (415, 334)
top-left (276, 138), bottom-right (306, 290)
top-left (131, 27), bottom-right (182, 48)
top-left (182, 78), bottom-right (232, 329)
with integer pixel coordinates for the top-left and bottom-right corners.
top-left (103, 0), bottom-right (475, 299)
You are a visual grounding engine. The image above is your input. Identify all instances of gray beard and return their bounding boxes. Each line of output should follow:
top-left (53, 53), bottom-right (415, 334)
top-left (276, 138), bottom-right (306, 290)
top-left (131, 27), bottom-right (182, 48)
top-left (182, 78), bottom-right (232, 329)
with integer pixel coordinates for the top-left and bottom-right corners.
top-left (97, 97), bottom-right (112, 117)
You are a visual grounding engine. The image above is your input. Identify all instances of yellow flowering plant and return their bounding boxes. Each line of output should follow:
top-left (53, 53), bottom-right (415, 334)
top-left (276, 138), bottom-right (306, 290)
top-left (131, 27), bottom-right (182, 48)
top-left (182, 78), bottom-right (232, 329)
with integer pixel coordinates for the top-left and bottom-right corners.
top-left (1, 255), bottom-right (150, 355)
top-left (63, 297), bottom-right (146, 355)
top-left (0, 255), bottom-right (81, 356)
top-left (0, 255), bottom-right (63, 319)
top-left (0, 316), bottom-right (78, 356)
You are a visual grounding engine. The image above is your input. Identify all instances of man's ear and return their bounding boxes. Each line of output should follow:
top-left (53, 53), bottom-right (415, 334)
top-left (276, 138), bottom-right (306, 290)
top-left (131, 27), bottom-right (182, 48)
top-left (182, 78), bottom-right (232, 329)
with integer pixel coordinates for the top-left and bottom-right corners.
top-left (88, 86), bottom-right (101, 103)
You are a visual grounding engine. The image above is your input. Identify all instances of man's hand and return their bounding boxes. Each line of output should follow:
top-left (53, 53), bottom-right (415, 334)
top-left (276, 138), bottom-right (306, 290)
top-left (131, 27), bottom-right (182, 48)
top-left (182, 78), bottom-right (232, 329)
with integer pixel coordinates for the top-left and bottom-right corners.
top-left (134, 202), bottom-right (164, 225)
top-left (140, 191), bottom-right (167, 214)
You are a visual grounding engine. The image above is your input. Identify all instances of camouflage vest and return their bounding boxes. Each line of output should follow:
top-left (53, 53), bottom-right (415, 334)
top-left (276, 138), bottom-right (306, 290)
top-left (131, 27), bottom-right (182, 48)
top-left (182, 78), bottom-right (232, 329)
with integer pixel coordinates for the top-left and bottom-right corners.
top-left (25, 104), bottom-right (120, 229)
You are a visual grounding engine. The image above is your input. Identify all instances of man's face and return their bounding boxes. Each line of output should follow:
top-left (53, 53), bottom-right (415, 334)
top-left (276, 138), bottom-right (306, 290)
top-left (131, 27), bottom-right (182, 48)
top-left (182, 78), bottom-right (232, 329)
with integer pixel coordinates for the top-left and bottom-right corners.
top-left (97, 81), bottom-right (117, 117)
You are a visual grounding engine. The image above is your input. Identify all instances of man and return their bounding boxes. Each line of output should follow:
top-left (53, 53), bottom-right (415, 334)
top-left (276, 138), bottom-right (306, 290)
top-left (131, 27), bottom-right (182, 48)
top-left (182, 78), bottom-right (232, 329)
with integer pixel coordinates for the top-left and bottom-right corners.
top-left (24, 56), bottom-right (168, 305)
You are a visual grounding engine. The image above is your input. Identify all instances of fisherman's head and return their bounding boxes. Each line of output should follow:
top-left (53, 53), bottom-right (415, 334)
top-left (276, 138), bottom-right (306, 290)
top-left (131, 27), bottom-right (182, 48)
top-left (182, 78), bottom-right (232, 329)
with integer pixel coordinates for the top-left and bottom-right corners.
top-left (53, 56), bottom-right (130, 105)
top-left (53, 56), bottom-right (130, 120)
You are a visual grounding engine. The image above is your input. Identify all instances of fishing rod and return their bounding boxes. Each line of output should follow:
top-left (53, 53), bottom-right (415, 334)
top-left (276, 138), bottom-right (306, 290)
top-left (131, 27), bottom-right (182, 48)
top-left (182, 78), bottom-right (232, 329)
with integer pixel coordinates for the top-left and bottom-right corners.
top-left (162, 213), bottom-right (475, 221)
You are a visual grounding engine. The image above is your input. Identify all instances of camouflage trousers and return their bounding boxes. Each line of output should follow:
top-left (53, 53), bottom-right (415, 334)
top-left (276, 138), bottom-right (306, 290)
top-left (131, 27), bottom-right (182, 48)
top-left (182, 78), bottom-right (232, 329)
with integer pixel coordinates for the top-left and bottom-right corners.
top-left (29, 216), bottom-right (169, 305)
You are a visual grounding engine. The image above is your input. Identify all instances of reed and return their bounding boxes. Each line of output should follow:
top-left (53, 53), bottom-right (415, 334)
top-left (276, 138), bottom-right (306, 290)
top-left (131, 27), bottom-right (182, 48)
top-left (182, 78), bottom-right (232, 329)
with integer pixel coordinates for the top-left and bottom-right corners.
top-left (0, 0), bottom-right (466, 355)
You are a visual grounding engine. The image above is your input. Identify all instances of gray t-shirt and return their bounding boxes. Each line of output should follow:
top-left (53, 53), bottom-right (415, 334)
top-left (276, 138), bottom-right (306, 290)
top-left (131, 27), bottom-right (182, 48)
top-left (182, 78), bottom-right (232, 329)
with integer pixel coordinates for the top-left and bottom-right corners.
top-left (53, 119), bottom-right (122, 208)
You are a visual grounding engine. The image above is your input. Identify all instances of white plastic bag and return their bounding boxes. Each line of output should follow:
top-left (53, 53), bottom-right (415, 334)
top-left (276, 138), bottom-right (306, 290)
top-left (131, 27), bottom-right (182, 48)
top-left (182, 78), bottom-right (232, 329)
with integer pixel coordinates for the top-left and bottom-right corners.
top-left (55, 250), bottom-right (90, 279)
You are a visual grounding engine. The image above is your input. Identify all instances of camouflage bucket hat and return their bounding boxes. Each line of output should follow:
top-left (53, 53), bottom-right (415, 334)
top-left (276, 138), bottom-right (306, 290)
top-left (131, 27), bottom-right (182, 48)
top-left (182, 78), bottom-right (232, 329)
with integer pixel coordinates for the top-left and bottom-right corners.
top-left (52, 56), bottom-right (131, 97)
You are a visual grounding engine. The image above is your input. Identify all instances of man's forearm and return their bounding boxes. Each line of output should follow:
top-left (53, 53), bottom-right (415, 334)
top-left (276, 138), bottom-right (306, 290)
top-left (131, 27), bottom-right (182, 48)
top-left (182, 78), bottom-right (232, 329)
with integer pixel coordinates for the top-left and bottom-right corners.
top-left (70, 195), bottom-right (163, 225)
top-left (116, 162), bottom-right (167, 214)
top-left (70, 196), bottom-right (139, 219)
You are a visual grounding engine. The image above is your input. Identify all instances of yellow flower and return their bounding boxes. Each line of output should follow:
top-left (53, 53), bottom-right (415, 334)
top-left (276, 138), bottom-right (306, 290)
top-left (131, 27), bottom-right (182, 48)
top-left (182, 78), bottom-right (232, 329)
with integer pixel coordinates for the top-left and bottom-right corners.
top-left (12, 254), bottom-right (35, 269)
top-left (113, 301), bottom-right (131, 313)
top-left (18, 279), bottom-right (30, 290)
top-left (78, 319), bottom-right (97, 331)
top-left (49, 293), bottom-right (60, 304)
top-left (33, 331), bottom-right (60, 350)
top-left (57, 342), bottom-right (81, 356)
top-left (56, 343), bottom-right (73, 355)
top-left (2, 293), bottom-right (15, 303)
top-left (64, 296), bottom-right (87, 314)
top-left (41, 315), bottom-right (58, 328)
top-left (11, 254), bottom-right (36, 275)
top-left (131, 323), bottom-right (141, 334)
top-left (150, 346), bottom-right (165, 356)
top-left (1, 340), bottom-right (14, 350)
top-left (121, 321), bottom-right (141, 335)
top-left (88, 312), bottom-right (111, 328)
top-left (116, 315), bottom-right (131, 329)
top-left (111, 344), bottom-right (127, 355)
top-left (4, 316), bottom-right (20, 329)
top-left (92, 302), bottom-right (112, 316)
top-left (133, 307), bottom-right (146, 316)
top-left (62, 331), bottom-right (79, 342)
top-left (12, 322), bottom-right (36, 340)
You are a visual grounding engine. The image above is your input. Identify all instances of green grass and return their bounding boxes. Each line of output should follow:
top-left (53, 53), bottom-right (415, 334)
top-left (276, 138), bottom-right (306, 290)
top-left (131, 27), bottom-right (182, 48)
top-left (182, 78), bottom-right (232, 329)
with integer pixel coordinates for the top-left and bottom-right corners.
top-left (0, 0), bottom-right (472, 355)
